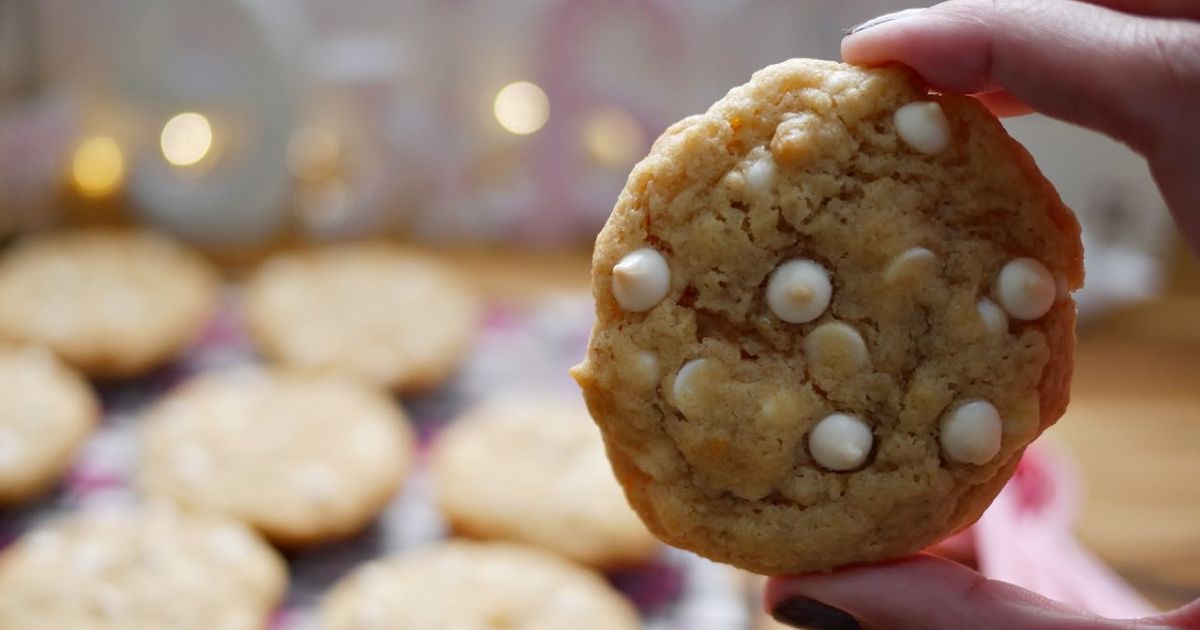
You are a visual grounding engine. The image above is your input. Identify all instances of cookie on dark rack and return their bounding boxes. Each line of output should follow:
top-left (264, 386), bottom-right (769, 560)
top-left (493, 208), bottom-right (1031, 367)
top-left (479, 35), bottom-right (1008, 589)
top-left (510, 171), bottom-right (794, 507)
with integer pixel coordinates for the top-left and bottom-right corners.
top-left (243, 244), bottom-right (481, 392)
top-left (572, 59), bottom-right (1083, 574)
top-left (0, 230), bottom-right (217, 378)
top-left (0, 504), bottom-right (285, 630)
top-left (431, 398), bottom-right (658, 569)
top-left (0, 344), bottom-right (97, 505)
top-left (140, 368), bottom-right (414, 547)
top-left (320, 541), bottom-right (640, 630)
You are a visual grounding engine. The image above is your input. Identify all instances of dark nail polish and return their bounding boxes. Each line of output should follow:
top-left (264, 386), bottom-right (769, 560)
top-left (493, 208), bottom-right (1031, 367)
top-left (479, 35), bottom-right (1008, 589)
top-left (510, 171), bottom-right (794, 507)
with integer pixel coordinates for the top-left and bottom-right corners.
top-left (846, 8), bottom-right (926, 35)
top-left (771, 596), bottom-right (862, 630)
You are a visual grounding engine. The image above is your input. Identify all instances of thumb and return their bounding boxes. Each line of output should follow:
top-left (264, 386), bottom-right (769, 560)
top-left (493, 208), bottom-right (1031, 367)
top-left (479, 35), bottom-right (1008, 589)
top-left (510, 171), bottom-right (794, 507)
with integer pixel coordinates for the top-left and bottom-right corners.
top-left (841, 0), bottom-right (1200, 250)
top-left (764, 554), bottom-right (1163, 630)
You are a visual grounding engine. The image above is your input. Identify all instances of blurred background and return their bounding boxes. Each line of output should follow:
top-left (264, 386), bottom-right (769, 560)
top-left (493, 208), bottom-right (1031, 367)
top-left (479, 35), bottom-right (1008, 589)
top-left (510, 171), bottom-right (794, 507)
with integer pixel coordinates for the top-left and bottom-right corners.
top-left (0, 0), bottom-right (1197, 627)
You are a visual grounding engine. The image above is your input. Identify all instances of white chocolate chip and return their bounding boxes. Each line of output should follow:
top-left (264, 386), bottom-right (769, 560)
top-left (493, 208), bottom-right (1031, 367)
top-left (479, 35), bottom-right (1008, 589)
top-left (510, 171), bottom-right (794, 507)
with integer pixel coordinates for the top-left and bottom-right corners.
top-left (611, 248), bottom-right (671, 312)
top-left (208, 524), bottom-right (257, 564)
top-left (766, 259), bottom-right (832, 324)
top-left (70, 540), bottom-right (115, 577)
top-left (976, 298), bottom-right (1008, 335)
top-left (744, 155), bottom-right (775, 194)
top-left (996, 258), bottom-right (1055, 320)
top-left (804, 322), bottom-right (869, 373)
top-left (894, 102), bottom-right (951, 155)
top-left (672, 359), bottom-right (711, 418)
top-left (292, 464), bottom-right (341, 503)
top-left (939, 400), bottom-right (1003, 465)
top-left (808, 413), bottom-right (873, 471)
top-left (171, 442), bottom-right (213, 482)
top-left (883, 247), bottom-right (937, 286)
top-left (633, 351), bottom-right (660, 389)
top-left (0, 427), bottom-right (20, 470)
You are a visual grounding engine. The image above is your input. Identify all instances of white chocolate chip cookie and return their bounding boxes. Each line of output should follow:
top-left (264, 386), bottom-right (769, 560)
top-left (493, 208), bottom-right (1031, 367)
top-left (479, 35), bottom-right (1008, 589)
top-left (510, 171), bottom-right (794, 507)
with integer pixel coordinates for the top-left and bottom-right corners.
top-left (430, 398), bottom-right (657, 569)
top-left (0, 344), bottom-right (97, 504)
top-left (320, 541), bottom-right (639, 630)
top-left (140, 369), bottom-right (414, 547)
top-left (0, 230), bottom-right (218, 378)
top-left (0, 504), bottom-right (285, 630)
top-left (243, 244), bottom-right (481, 392)
top-left (571, 59), bottom-right (1084, 574)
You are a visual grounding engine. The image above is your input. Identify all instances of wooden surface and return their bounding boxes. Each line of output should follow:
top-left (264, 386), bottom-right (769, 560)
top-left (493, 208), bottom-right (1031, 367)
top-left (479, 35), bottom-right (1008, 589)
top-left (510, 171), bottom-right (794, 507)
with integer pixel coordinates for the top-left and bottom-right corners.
top-left (449, 242), bottom-right (1200, 610)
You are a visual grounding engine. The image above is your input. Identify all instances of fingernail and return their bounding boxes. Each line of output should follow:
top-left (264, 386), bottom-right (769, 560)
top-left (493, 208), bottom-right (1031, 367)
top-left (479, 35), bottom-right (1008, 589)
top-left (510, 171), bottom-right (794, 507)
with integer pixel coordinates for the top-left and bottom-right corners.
top-left (846, 7), bottom-right (926, 35)
top-left (771, 596), bottom-right (862, 630)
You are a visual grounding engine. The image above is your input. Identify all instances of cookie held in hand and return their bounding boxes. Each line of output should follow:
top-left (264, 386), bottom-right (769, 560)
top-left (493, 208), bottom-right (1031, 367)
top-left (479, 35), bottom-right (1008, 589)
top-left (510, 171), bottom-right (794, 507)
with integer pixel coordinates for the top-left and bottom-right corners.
top-left (572, 59), bottom-right (1083, 574)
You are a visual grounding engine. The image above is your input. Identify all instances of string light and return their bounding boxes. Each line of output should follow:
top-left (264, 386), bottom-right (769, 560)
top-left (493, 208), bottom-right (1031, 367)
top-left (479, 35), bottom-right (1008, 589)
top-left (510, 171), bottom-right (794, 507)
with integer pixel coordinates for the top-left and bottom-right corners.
top-left (493, 81), bottom-right (549, 135)
top-left (582, 107), bottom-right (645, 167)
top-left (160, 112), bottom-right (213, 167)
top-left (70, 136), bottom-right (125, 197)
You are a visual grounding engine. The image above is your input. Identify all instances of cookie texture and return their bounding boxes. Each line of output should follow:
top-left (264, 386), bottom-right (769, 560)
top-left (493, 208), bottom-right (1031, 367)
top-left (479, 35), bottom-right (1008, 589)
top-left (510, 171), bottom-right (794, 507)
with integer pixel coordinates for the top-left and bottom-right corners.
top-left (320, 541), bottom-right (640, 630)
top-left (140, 369), bottom-right (414, 547)
top-left (243, 244), bottom-right (481, 392)
top-left (0, 230), bottom-right (217, 378)
top-left (0, 504), bottom-right (285, 630)
top-left (431, 399), bottom-right (658, 569)
top-left (0, 344), bottom-right (97, 504)
top-left (571, 59), bottom-right (1083, 574)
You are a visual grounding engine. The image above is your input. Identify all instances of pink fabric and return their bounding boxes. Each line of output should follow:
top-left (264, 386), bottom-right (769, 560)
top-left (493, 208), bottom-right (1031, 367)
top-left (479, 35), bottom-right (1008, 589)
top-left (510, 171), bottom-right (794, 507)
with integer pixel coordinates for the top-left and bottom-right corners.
top-left (974, 442), bottom-right (1156, 618)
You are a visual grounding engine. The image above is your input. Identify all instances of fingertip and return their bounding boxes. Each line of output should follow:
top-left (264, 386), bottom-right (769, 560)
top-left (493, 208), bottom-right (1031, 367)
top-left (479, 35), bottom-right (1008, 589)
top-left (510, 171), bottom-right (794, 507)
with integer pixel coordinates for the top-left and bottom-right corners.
top-left (973, 91), bottom-right (1037, 118)
top-left (840, 6), bottom-right (999, 94)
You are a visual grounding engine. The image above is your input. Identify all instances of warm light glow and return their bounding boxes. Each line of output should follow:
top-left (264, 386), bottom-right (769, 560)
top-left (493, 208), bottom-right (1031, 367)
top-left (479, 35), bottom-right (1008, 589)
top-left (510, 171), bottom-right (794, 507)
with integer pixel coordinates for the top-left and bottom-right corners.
top-left (160, 112), bottom-right (213, 166)
top-left (287, 128), bottom-right (341, 181)
top-left (71, 136), bottom-right (125, 197)
top-left (582, 107), bottom-right (645, 167)
top-left (493, 81), bottom-right (549, 135)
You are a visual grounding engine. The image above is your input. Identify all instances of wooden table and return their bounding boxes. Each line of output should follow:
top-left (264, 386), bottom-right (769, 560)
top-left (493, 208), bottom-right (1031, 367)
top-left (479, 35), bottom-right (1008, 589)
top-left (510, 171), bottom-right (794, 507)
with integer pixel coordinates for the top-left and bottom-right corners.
top-left (450, 243), bottom-right (1200, 610)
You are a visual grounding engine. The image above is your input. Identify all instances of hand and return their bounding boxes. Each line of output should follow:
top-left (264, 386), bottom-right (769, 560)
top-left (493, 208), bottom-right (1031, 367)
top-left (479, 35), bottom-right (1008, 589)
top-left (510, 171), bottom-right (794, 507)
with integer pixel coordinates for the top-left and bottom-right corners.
top-left (765, 3), bottom-right (1200, 628)
top-left (765, 554), bottom-right (1200, 629)
top-left (840, 0), bottom-right (1200, 254)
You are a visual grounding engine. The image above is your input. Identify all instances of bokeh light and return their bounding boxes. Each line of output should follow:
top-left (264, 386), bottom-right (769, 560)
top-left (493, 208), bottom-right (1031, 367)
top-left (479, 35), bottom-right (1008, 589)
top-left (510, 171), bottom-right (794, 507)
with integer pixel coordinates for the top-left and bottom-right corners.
top-left (581, 107), bottom-right (645, 167)
top-left (287, 128), bottom-right (341, 181)
top-left (71, 136), bottom-right (126, 197)
top-left (160, 112), bottom-right (213, 167)
top-left (493, 81), bottom-right (549, 135)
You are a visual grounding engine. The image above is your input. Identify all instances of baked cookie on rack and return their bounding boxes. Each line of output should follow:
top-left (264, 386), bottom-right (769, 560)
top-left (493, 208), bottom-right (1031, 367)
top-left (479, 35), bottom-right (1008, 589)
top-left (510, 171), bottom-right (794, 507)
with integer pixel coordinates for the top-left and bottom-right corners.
top-left (243, 244), bottom-right (480, 392)
top-left (0, 230), bottom-right (217, 378)
top-left (431, 398), bottom-right (657, 569)
top-left (140, 368), bottom-right (414, 547)
top-left (0, 344), bottom-right (97, 504)
top-left (572, 59), bottom-right (1083, 574)
top-left (320, 541), bottom-right (639, 630)
top-left (0, 504), bottom-right (285, 630)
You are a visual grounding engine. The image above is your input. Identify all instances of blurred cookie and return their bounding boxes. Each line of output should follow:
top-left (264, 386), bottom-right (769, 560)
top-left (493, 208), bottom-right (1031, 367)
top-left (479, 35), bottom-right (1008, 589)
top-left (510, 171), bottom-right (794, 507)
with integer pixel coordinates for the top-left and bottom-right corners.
top-left (243, 244), bottom-right (481, 392)
top-left (572, 59), bottom-right (1084, 574)
top-left (320, 541), bottom-right (639, 630)
top-left (0, 504), bottom-right (285, 630)
top-left (0, 344), bottom-right (97, 504)
top-left (431, 398), bottom-right (657, 569)
top-left (0, 230), bottom-right (218, 378)
top-left (140, 368), bottom-right (414, 547)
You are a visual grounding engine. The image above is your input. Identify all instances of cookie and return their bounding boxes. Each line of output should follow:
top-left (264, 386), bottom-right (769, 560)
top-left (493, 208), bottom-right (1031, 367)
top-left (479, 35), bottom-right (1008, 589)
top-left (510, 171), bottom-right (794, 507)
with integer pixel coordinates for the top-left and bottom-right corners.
top-left (0, 344), bottom-right (97, 504)
top-left (140, 368), bottom-right (414, 546)
top-left (243, 244), bottom-right (481, 392)
top-left (0, 230), bottom-right (218, 378)
top-left (431, 398), bottom-right (657, 569)
top-left (0, 504), bottom-right (285, 630)
top-left (320, 541), bottom-right (640, 630)
top-left (571, 59), bottom-right (1084, 574)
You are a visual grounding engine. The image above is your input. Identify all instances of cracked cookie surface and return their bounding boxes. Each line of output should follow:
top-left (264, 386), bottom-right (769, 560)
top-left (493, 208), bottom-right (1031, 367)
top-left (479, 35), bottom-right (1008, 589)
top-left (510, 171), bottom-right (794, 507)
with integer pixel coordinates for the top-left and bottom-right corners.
top-left (571, 59), bottom-right (1083, 574)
